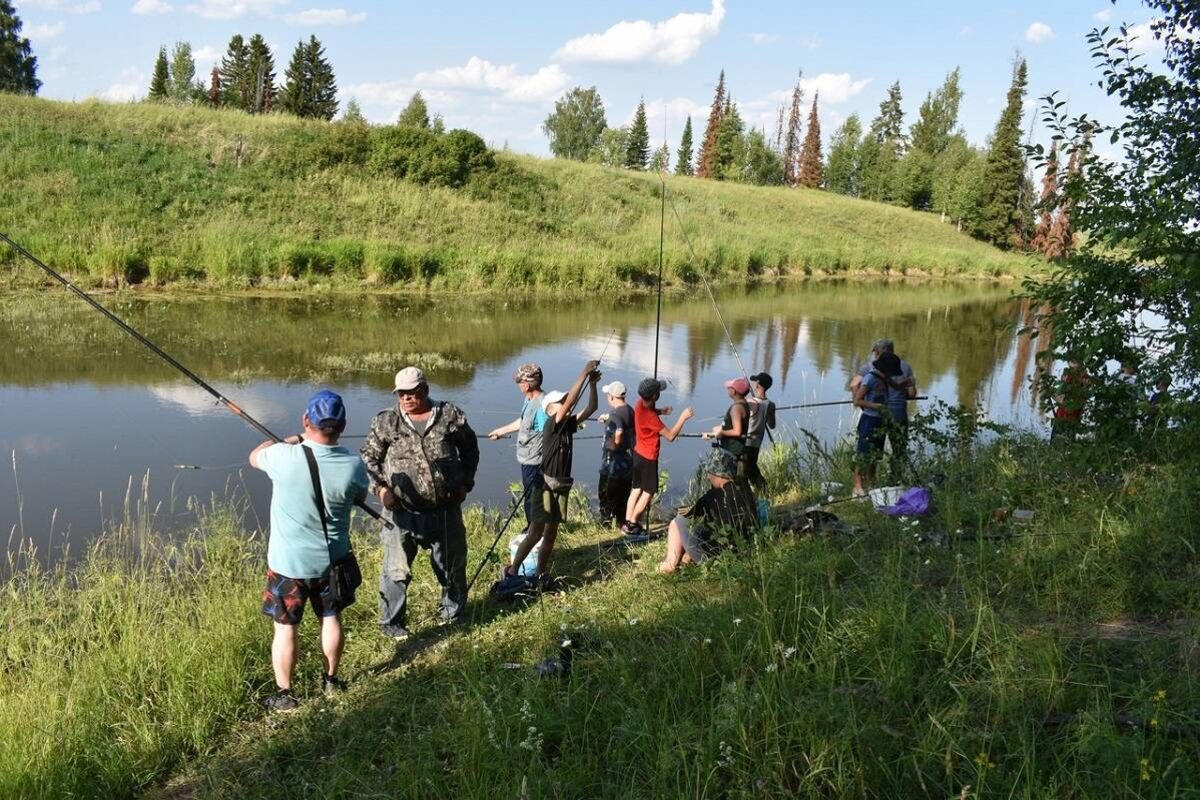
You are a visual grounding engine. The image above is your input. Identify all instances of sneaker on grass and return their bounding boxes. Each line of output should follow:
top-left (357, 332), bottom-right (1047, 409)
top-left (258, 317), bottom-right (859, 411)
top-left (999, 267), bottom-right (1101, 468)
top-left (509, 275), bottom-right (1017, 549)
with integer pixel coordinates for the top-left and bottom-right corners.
top-left (380, 623), bottom-right (410, 641)
top-left (262, 689), bottom-right (299, 713)
top-left (322, 673), bottom-right (348, 697)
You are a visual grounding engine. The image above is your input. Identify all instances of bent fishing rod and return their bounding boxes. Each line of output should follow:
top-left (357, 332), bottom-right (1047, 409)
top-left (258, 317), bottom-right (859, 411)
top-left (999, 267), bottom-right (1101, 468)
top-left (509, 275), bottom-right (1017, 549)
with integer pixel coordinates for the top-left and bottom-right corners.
top-left (0, 231), bottom-right (391, 529)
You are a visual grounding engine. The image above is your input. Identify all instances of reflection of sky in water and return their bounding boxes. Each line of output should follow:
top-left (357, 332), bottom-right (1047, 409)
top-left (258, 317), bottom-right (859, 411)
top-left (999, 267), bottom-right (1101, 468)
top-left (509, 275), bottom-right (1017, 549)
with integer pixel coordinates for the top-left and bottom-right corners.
top-left (0, 289), bottom-right (1044, 562)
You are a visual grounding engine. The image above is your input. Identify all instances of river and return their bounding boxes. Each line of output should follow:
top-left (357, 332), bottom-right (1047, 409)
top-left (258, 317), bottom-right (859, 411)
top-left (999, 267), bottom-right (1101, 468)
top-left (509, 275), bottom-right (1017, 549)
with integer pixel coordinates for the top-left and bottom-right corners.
top-left (0, 282), bottom-right (1044, 562)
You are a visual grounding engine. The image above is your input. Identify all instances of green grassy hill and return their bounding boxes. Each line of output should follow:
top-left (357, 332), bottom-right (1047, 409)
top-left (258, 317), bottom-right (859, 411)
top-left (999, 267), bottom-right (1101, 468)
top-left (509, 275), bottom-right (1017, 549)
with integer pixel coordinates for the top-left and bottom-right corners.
top-left (1, 96), bottom-right (1032, 290)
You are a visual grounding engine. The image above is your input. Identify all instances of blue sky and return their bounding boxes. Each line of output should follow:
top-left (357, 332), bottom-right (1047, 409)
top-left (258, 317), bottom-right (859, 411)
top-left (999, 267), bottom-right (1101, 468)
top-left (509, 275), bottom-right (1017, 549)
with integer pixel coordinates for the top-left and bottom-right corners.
top-left (17, 0), bottom-right (1163, 157)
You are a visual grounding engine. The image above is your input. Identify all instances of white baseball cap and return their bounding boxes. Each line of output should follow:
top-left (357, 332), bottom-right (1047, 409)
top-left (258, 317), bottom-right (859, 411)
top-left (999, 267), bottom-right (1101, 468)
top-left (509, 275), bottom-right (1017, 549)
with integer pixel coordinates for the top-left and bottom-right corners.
top-left (540, 390), bottom-right (566, 412)
top-left (601, 380), bottom-right (627, 398)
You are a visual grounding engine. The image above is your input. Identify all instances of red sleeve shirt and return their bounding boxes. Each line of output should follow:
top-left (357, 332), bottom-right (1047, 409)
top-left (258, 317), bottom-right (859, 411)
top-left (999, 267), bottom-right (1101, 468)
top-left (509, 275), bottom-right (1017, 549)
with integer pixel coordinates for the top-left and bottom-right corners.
top-left (633, 399), bottom-right (666, 461)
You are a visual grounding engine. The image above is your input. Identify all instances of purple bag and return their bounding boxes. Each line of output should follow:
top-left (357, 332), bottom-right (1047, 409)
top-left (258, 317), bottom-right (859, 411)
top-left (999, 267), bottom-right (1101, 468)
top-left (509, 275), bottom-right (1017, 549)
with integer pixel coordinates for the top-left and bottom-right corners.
top-left (882, 487), bottom-right (932, 517)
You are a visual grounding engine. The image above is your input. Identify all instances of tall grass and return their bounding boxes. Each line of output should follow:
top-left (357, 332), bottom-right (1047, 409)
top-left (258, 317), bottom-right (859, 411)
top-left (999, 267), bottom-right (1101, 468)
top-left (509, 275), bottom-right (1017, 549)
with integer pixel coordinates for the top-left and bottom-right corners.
top-left (1, 96), bottom-right (1034, 291)
top-left (3, 426), bottom-right (1197, 798)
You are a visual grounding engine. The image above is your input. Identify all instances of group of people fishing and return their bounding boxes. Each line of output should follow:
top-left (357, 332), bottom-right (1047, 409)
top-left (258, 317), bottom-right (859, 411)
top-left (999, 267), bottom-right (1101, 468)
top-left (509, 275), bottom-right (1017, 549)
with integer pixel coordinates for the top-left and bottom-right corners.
top-left (248, 338), bottom-right (915, 711)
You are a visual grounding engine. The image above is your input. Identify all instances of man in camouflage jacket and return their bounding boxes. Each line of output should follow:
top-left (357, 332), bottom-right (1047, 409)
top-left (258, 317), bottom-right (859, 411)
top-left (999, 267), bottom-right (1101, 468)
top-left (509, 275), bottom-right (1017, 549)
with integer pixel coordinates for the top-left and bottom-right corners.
top-left (362, 367), bottom-right (480, 636)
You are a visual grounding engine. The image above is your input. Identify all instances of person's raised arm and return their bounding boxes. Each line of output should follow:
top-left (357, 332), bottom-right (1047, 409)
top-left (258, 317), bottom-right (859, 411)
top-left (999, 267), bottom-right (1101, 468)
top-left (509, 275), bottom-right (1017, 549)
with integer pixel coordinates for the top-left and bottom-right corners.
top-left (575, 371), bottom-right (600, 423)
top-left (662, 407), bottom-right (695, 441)
top-left (249, 434), bottom-right (299, 470)
top-left (555, 360), bottom-right (599, 424)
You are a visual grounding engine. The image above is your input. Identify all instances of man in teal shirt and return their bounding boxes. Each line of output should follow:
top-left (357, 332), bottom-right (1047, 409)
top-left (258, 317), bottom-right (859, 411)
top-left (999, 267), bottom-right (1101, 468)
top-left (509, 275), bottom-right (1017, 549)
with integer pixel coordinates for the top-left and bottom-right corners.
top-left (250, 389), bottom-right (369, 711)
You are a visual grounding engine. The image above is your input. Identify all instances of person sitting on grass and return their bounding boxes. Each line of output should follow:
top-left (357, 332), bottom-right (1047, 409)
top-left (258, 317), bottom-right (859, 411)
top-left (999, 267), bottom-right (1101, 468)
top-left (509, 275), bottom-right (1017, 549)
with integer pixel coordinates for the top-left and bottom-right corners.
top-left (657, 449), bottom-right (759, 574)
top-left (249, 389), bottom-right (369, 712)
top-left (505, 359), bottom-right (601, 587)
top-left (622, 378), bottom-right (694, 538)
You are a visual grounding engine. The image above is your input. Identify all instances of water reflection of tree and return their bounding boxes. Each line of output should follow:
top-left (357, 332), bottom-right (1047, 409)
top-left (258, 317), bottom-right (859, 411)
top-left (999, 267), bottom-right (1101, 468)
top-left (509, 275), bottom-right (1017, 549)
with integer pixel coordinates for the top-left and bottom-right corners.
top-left (0, 284), bottom-right (1017, 405)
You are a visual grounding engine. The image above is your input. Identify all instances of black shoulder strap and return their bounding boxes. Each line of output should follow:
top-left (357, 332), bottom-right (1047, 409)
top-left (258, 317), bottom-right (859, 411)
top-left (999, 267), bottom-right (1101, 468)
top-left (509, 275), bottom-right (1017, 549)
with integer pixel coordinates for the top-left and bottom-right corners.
top-left (300, 444), bottom-right (334, 559)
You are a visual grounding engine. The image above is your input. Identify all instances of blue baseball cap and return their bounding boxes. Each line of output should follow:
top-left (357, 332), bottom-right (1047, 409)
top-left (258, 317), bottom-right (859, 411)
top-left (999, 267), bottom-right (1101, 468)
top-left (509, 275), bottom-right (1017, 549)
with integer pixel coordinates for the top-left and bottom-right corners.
top-left (305, 389), bottom-right (346, 427)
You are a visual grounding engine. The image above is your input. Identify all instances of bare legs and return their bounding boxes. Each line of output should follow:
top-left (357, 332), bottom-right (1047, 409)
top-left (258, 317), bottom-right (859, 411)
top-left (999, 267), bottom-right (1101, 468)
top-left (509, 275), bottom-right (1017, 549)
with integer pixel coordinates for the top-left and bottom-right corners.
top-left (271, 614), bottom-right (344, 690)
top-left (508, 521), bottom-right (559, 577)
top-left (656, 516), bottom-right (696, 574)
top-left (625, 488), bottom-right (653, 528)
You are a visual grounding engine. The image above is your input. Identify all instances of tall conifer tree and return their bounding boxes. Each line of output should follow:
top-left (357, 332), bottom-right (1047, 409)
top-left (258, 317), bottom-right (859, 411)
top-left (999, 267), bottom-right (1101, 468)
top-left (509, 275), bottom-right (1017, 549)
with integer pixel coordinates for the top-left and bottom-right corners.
top-left (208, 66), bottom-right (221, 108)
top-left (696, 69), bottom-right (726, 178)
top-left (246, 34), bottom-right (275, 113)
top-left (977, 59), bottom-right (1029, 247)
top-left (797, 94), bottom-right (823, 188)
top-left (675, 116), bottom-right (694, 176)
top-left (148, 46), bottom-right (170, 101)
top-left (1030, 141), bottom-right (1059, 255)
top-left (782, 76), bottom-right (803, 185)
top-left (0, 0), bottom-right (40, 95)
top-left (624, 99), bottom-right (650, 170)
top-left (219, 34), bottom-right (250, 109)
top-left (1045, 142), bottom-right (1081, 259)
top-left (280, 36), bottom-right (338, 120)
top-left (713, 96), bottom-right (744, 180)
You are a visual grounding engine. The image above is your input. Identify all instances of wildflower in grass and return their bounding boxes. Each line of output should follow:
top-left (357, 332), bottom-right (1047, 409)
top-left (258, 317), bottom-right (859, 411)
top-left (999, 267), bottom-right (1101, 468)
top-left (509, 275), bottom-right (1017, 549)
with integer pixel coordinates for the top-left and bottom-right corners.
top-left (733, 618), bottom-right (742, 625)
top-left (1140, 758), bottom-right (1154, 781)
top-left (628, 618), bottom-right (640, 626)
top-left (783, 646), bottom-right (796, 658)
top-left (1154, 689), bottom-right (1167, 702)
top-left (765, 663), bottom-right (777, 673)
top-left (704, 638), bottom-right (712, 645)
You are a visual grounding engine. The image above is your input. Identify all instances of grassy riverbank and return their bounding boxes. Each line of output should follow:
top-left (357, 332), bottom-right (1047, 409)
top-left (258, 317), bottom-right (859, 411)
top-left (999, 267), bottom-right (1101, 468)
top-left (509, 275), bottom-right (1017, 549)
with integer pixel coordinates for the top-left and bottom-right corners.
top-left (0, 96), bottom-right (1032, 291)
top-left (2, 419), bottom-right (1197, 798)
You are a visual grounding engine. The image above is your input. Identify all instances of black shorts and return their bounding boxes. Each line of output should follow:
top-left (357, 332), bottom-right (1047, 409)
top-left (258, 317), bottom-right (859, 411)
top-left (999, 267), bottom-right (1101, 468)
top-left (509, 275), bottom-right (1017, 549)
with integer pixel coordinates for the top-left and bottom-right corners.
top-left (631, 453), bottom-right (659, 494)
top-left (261, 569), bottom-right (342, 625)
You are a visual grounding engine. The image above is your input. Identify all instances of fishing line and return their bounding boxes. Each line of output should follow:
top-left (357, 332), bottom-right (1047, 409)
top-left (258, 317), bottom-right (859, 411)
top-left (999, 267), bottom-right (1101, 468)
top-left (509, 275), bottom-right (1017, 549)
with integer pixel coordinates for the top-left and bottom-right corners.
top-left (0, 231), bottom-right (392, 529)
top-left (173, 461), bottom-right (245, 471)
top-left (775, 396), bottom-right (929, 412)
top-left (664, 191), bottom-right (775, 447)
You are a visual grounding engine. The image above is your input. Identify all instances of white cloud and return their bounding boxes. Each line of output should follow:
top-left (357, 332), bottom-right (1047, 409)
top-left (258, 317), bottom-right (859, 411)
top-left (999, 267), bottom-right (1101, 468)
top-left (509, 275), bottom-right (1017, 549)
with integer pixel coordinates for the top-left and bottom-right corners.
top-left (1127, 21), bottom-right (1162, 53)
top-left (639, 96), bottom-right (709, 137)
top-left (800, 72), bottom-right (872, 105)
top-left (131, 0), bottom-right (172, 12)
top-left (959, 25), bottom-right (973, 36)
top-left (27, 22), bottom-right (66, 39)
top-left (554, 0), bottom-right (725, 65)
top-left (183, 0), bottom-right (286, 20)
top-left (193, 45), bottom-right (220, 72)
top-left (750, 32), bottom-right (780, 46)
top-left (1094, 9), bottom-right (1112, 23)
top-left (1026, 22), bottom-right (1055, 44)
top-left (285, 8), bottom-right (367, 25)
top-left (413, 57), bottom-right (570, 103)
top-left (97, 67), bottom-right (144, 102)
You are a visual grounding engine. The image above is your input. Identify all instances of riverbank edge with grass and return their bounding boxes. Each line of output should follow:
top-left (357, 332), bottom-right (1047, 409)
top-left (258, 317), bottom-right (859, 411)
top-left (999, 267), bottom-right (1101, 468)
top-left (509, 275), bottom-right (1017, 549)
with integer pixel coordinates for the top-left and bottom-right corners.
top-left (2, 96), bottom-right (1037, 292)
top-left (2, 424), bottom-right (1196, 799)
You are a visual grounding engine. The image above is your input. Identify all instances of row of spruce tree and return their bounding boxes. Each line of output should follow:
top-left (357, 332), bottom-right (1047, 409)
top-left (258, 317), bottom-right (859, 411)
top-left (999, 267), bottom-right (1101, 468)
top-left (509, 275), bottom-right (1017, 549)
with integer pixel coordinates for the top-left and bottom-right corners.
top-left (543, 62), bottom-right (1075, 255)
top-left (147, 34), bottom-right (338, 120)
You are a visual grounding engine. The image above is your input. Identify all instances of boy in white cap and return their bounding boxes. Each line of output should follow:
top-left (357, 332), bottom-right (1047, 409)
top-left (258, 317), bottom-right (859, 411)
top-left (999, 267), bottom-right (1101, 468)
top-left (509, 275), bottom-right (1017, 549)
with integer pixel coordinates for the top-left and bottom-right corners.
top-left (506, 359), bottom-right (601, 584)
top-left (596, 379), bottom-right (634, 525)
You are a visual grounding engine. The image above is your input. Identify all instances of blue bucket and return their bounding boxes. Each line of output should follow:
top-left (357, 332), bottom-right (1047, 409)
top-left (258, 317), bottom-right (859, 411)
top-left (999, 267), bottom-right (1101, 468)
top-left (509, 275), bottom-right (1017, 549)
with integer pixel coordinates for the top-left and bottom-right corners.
top-left (508, 534), bottom-right (541, 577)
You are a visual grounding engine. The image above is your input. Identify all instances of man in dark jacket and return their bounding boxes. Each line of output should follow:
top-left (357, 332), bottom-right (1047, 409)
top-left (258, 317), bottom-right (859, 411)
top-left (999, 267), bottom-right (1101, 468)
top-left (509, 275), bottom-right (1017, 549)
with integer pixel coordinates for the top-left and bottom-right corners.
top-left (361, 367), bottom-right (480, 638)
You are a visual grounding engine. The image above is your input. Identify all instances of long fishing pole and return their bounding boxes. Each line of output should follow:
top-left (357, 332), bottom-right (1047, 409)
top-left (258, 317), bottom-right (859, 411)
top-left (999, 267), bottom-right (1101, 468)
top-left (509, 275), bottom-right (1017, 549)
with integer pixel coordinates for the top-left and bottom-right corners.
top-left (776, 396), bottom-right (929, 412)
top-left (0, 231), bottom-right (391, 528)
top-left (653, 173), bottom-right (667, 380)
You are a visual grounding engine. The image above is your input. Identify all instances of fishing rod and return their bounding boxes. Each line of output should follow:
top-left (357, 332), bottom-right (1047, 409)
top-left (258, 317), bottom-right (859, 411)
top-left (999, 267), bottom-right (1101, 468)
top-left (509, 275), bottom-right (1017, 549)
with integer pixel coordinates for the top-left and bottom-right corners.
top-left (0, 232), bottom-right (392, 528)
top-left (776, 396), bottom-right (929, 412)
top-left (653, 173), bottom-right (667, 380)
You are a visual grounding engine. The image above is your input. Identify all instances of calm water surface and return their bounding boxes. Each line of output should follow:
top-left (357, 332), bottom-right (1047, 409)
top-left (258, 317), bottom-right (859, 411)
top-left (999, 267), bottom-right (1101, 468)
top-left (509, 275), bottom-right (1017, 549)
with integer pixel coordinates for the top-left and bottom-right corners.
top-left (0, 283), bottom-right (1044, 561)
